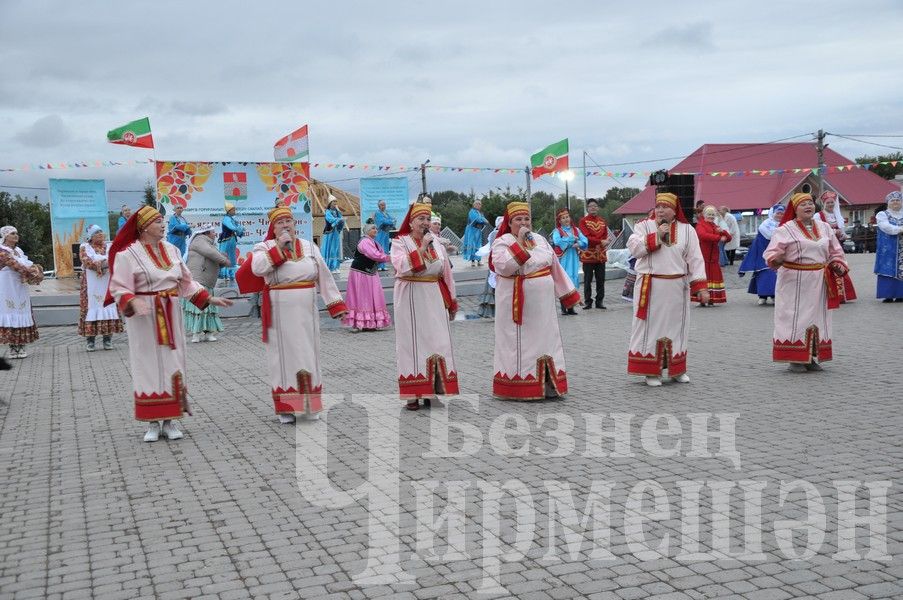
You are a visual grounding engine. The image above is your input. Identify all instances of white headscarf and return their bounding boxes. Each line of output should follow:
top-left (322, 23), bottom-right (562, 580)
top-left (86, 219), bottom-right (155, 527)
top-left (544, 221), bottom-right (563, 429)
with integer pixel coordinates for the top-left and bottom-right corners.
top-left (0, 226), bottom-right (31, 266)
top-left (819, 192), bottom-right (845, 230)
top-left (183, 224), bottom-right (216, 259)
top-left (758, 204), bottom-right (785, 240)
top-left (84, 224), bottom-right (103, 242)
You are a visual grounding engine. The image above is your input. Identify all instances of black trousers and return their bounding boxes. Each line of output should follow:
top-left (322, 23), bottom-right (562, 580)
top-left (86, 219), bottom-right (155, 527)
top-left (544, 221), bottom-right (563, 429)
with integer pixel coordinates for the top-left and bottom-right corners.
top-left (727, 248), bottom-right (737, 265)
top-left (583, 262), bottom-right (606, 306)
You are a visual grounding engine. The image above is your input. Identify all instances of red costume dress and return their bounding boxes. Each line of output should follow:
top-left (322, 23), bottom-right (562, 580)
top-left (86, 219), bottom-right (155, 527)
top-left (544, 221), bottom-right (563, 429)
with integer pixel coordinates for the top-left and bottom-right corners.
top-left (693, 220), bottom-right (731, 304)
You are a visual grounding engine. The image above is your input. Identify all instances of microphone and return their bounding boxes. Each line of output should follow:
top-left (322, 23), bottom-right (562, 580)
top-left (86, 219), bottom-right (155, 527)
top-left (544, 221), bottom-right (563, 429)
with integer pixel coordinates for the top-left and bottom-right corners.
top-left (524, 232), bottom-right (534, 242)
top-left (659, 219), bottom-right (669, 243)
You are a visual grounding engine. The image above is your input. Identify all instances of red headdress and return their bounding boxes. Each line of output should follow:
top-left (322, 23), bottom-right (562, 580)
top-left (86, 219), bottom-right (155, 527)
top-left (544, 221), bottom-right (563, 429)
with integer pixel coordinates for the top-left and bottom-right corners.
top-left (103, 206), bottom-right (161, 306)
top-left (264, 205), bottom-right (294, 241)
top-left (648, 192), bottom-right (689, 223)
top-left (779, 192), bottom-right (813, 225)
top-left (396, 202), bottom-right (432, 236)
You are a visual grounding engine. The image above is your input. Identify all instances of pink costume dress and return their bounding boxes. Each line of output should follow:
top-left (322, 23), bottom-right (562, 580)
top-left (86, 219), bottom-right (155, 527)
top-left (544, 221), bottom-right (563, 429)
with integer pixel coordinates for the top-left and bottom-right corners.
top-left (626, 219), bottom-right (707, 378)
top-left (490, 233), bottom-right (581, 399)
top-left (391, 234), bottom-right (459, 398)
top-left (343, 237), bottom-right (392, 330)
top-left (763, 219), bottom-right (848, 364)
top-left (107, 240), bottom-right (210, 421)
top-left (250, 238), bottom-right (346, 417)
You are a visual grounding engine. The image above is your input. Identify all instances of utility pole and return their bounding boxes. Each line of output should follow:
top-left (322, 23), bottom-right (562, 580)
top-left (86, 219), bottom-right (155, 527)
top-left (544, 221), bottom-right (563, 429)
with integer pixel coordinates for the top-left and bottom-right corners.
top-left (525, 166), bottom-right (532, 207)
top-left (582, 151), bottom-right (587, 205)
top-left (420, 161), bottom-right (428, 197)
top-left (816, 129), bottom-right (826, 198)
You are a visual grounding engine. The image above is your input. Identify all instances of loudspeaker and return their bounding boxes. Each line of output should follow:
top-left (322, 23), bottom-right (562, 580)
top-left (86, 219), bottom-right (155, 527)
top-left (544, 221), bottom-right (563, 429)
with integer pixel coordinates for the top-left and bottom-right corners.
top-left (649, 170), bottom-right (696, 221)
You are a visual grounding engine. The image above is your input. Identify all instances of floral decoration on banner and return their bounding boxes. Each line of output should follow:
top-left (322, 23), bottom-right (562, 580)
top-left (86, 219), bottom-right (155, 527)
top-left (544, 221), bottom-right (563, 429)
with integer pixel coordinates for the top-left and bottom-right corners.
top-left (156, 162), bottom-right (214, 207)
top-left (256, 162), bottom-right (311, 208)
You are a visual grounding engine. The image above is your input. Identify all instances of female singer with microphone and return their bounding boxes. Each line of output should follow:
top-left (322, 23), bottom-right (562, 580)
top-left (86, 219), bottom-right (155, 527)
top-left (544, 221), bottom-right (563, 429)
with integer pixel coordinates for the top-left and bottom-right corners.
top-left (489, 201), bottom-right (581, 400)
top-left (626, 193), bottom-right (708, 387)
top-left (391, 201), bottom-right (460, 411)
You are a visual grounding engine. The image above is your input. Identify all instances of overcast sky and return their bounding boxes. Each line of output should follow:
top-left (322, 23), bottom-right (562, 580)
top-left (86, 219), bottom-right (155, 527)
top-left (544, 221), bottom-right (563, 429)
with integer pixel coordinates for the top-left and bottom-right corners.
top-left (1, 0), bottom-right (901, 208)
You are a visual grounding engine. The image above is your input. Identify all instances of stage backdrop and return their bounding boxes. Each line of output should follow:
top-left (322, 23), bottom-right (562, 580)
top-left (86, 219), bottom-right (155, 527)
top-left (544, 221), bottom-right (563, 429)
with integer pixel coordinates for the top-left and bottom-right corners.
top-left (156, 161), bottom-right (313, 267)
top-left (48, 178), bottom-right (109, 277)
top-left (359, 177), bottom-right (409, 227)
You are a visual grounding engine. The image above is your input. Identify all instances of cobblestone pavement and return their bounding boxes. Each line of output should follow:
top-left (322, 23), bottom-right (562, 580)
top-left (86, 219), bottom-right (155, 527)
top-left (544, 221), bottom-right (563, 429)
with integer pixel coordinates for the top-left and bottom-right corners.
top-left (2, 253), bottom-right (901, 600)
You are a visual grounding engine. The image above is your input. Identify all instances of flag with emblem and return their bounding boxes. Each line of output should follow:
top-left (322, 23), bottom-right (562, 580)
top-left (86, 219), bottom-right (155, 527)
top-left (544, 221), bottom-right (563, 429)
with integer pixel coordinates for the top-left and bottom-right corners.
top-left (274, 124), bottom-right (309, 162)
top-left (530, 138), bottom-right (568, 179)
top-left (106, 117), bottom-right (154, 149)
top-left (224, 172), bottom-right (247, 201)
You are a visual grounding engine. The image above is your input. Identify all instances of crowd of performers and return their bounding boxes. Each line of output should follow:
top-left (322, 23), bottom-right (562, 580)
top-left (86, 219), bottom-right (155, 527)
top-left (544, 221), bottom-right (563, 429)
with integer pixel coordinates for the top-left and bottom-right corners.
top-left (2, 189), bottom-right (902, 441)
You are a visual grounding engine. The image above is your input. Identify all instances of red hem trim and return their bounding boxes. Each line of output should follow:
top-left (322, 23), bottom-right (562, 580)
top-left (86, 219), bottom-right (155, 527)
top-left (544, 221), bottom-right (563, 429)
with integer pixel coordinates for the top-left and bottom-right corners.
top-left (327, 301), bottom-right (348, 318)
top-left (268, 245), bottom-right (287, 267)
top-left (645, 232), bottom-right (660, 252)
top-left (190, 288), bottom-right (210, 309)
top-left (509, 242), bottom-right (530, 265)
top-left (408, 248), bottom-right (426, 273)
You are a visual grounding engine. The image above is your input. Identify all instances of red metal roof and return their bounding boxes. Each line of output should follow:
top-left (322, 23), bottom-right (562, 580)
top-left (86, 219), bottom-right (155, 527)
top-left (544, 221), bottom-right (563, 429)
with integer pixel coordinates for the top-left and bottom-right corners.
top-left (616, 143), bottom-right (898, 214)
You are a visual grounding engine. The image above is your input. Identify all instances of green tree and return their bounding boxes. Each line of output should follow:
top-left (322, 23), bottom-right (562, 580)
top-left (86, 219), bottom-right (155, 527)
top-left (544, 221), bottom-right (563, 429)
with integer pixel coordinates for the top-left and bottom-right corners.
top-left (143, 181), bottom-right (157, 208)
top-left (0, 192), bottom-right (53, 267)
top-left (595, 186), bottom-right (640, 230)
top-left (855, 152), bottom-right (903, 180)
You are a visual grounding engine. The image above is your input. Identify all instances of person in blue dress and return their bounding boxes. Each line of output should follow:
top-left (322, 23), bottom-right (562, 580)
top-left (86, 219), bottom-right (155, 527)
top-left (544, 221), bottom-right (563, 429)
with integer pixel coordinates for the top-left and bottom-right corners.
top-left (373, 199), bottom-right (395, 271)
top-left (218, 202), bottom-right (245, 280)
top-left (738, 203), bottom-right (784, 305)
top-left (462, 199), bottom-right (488, 266)
top-left (117, 205), bottom-right (131, 234)
top-left (165, 204), bottom-right (192, 255)
top-left (875, 191), bottom-right (903, 302)
top-left (322, 195), bottom-right (345, 273)
top-left (551, 208), bottom-right (588, 315)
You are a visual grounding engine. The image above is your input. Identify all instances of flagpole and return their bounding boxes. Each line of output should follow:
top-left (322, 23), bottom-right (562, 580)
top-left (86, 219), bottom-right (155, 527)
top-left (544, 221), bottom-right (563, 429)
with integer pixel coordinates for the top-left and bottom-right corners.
top-left (151, 146), bottom-right (160, 212)
top-left (525, 166), bottom-right (531, 208)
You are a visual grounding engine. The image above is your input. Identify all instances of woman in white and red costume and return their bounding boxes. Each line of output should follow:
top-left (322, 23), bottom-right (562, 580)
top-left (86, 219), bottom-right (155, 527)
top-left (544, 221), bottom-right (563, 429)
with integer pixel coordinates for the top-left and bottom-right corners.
top-left (106, 206), bottom-right (233, 442)
top-left (626, 193), bottom-right (708, 387)
top-left (764, 192), bottom-right (848, 372)
top-left (490, 201), bottom-right (580, 400)
top-left (237, 205), bottom-right (347, 424)
top-left (391, 201), bottom-right (459, 411)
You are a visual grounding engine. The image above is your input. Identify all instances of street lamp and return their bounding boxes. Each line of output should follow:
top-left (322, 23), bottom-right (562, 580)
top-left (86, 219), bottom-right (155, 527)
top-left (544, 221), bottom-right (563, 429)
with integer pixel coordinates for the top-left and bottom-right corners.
top-left (558, 169), bottom-right (575, 212)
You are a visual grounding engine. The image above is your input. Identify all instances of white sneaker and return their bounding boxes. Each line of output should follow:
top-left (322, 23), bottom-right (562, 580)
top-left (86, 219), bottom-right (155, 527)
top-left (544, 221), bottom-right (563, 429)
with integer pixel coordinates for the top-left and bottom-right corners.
top-left (301, 413), bottom-right (320, 421)
top-left (645, 376), bottom-right (663, 387)
top-left (672, 373), bottom-right (690, 383)
top-left (15, 349), bottom-right (27, 359)
top-left (757, 298), bottom-right (767, 306)
top-left (191, 333), bottom-right (201, 343)
top-left (161, 420), bottom-right (183, 440)
top-left (278, 414), bottom-right (296, 424)
top-left (143, 422), bottom-right (161, 442)
top-left (204, 334), bottom-right (217, 342)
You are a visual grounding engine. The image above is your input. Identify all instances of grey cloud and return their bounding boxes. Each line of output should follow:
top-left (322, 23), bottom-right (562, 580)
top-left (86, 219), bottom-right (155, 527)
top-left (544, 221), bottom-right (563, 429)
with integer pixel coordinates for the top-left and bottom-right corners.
top-left (13, 115), bottom-right (71, 148)
top-left (646, 21), bottom-right (715, 51)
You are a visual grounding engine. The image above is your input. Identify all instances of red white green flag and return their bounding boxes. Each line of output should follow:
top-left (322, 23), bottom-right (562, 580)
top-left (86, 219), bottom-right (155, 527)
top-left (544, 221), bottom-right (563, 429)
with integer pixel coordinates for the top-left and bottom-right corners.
top-left (274, 124), bottom-right (309, 162)
top-left (530, 138), bottom-right (568, 179)
top-left (107, 117), bottom-right (154, 149)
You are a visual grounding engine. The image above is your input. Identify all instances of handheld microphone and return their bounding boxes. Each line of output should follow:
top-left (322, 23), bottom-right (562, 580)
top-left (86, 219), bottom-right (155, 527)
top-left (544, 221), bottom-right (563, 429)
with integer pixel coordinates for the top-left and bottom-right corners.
top-left (525, 232), bottom-right (534, 242)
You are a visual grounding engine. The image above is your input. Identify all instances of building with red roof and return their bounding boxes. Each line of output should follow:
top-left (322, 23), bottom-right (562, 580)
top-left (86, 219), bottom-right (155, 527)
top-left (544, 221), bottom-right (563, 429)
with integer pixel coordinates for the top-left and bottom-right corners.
top-left (616, 143), bottom-right (897, 230)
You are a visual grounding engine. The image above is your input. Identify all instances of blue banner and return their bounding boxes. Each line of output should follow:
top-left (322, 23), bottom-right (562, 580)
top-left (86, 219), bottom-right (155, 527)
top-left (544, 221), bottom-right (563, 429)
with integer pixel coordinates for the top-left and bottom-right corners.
top-left (359, 177), bottom-right (409, 228)
top-left (48, 178), bottom-right (109, 277)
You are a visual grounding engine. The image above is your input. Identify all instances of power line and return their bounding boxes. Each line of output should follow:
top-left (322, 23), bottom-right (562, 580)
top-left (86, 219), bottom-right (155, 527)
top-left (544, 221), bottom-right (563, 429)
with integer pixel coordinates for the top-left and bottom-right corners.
top-left (827, 133), bottom-right (903, 152)
top-left (831, 133), bottom-right (903, 138)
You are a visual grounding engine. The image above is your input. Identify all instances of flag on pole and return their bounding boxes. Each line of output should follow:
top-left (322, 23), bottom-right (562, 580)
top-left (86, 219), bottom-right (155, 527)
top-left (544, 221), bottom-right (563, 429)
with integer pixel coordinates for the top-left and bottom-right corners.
top-left (530, 138), bottom-right (569, 179)
top-left (274, 124), bottom-right (309, 162)
top-left (107, 117), bottom-right (154, 149)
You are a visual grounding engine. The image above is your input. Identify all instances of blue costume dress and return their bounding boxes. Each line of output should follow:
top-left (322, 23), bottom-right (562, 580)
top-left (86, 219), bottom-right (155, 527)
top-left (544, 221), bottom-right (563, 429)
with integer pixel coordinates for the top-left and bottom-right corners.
top-left (166, 214), bottom-right (192, 255)
top-left (739, 209), bottom-right (782, 300)
top-left (374, 209), bottom-right (395, 270)
top-left (218, 214), bottom-right (245, 279)
top-left (322, 208), bottom-right (345, 272)
top-left (874, 209), bottom-right (903, 299)
top-left (462, 208), bottom-right (488, 262)
top-left (552, 225), bottom-right (588, 289)
top-left (117, 215), bottom-right (128, 234)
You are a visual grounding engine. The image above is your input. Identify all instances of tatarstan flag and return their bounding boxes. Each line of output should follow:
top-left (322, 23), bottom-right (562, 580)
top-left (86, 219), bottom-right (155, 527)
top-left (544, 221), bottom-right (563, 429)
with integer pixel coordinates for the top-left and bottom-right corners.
top-left (107, 117), bottom-right (154, 149)
top-left (530, 138), bottom-right (568, 179)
